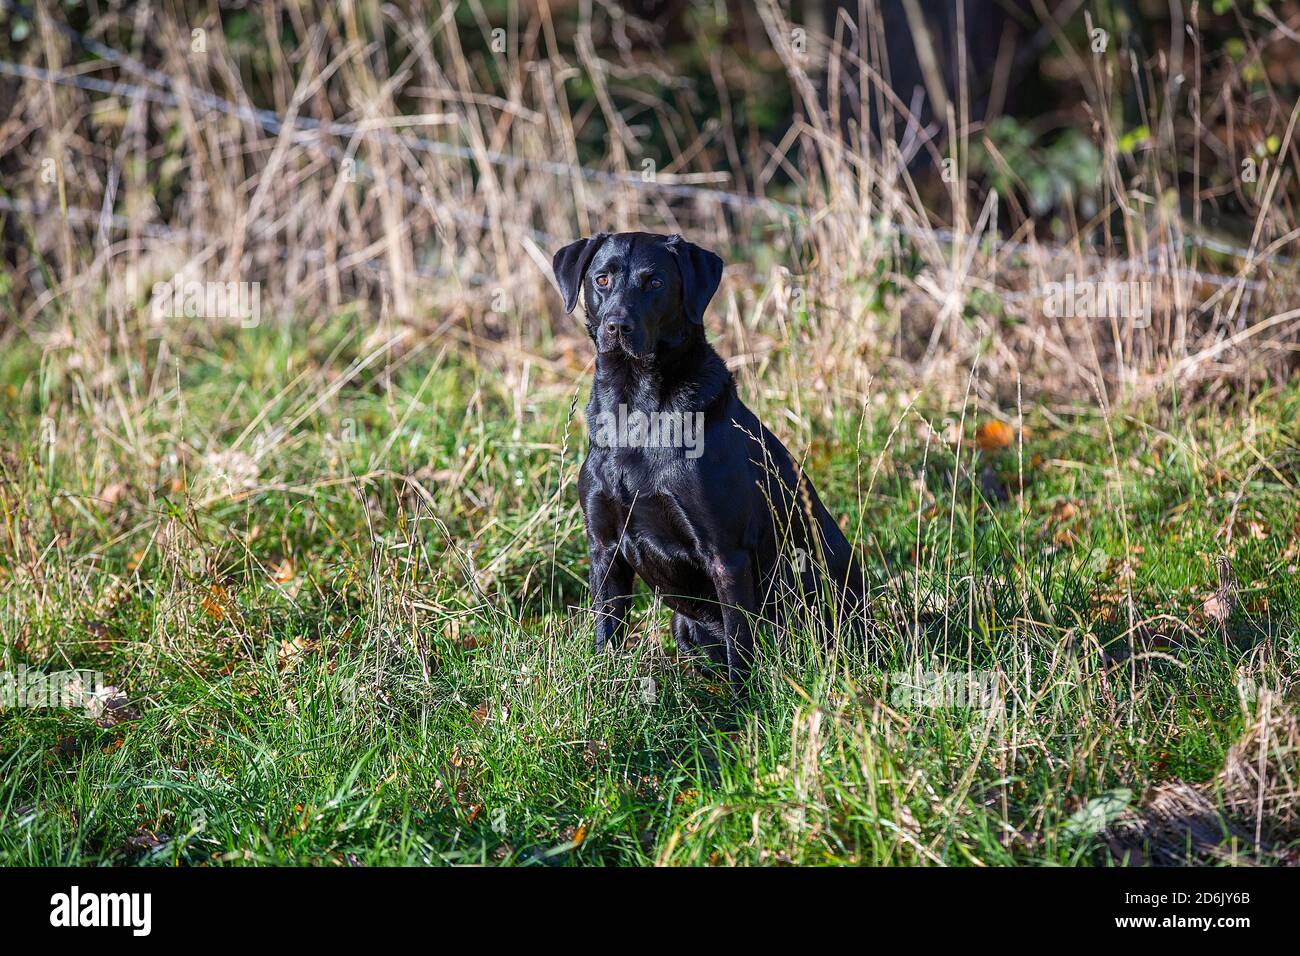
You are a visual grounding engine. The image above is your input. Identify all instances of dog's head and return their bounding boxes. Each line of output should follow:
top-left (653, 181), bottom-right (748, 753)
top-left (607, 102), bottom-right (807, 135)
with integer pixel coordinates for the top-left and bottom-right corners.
top-left (552, 232), bottom-right (724, 358)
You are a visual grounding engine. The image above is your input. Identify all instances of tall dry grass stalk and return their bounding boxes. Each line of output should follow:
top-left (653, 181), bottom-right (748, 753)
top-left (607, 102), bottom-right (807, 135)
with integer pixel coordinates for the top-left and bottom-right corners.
top-left (0, 0), bottom-right (1296, 407)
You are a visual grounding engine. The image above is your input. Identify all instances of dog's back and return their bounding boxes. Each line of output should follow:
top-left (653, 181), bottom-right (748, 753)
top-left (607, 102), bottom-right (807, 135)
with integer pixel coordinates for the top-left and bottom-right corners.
top-left (732, 403), bottom-right (868, 635)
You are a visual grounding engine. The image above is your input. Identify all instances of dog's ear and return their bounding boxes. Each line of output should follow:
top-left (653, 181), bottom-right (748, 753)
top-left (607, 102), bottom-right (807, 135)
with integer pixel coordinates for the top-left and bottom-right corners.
top-left (552, 234), bottom-right (608, 314)
top-left (666, 235), bottom-right (724, 325)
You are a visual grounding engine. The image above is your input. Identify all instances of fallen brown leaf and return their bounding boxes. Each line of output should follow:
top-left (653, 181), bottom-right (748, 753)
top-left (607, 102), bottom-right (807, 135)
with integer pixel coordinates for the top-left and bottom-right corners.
top-left (97, 482), bottom-right (130, 512)
top-left (277, 636), bottom-right (318, 673)
top-left (200, 584), bottom-right (231, 621)
top-left (123, 829), bottom-right (168, 851)
top-left (1052, 500), bottom-right (1078, 522)
top-left (1201, 593), bottom-right (1231, 625)
top-left (89, 686), bottom-right (139, 727)
top-left (582, 740), bottom-right (609, 766)
top-left (84, 618), bottom-right (115, 652)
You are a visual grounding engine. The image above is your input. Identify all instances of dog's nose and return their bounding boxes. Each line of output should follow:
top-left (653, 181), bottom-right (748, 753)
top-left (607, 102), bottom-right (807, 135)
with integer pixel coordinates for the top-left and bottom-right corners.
top-left (605, 316), bottom-right (633, 336)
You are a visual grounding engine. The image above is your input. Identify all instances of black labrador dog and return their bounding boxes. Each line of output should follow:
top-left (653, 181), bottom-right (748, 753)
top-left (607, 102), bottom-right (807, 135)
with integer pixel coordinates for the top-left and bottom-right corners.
top-left (553, 231), bottom-right (865, 684)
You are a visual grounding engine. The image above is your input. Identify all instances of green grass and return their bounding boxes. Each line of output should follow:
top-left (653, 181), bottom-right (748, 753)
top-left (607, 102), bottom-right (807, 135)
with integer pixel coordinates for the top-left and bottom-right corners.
top-left (1, 315), bottom-right (1297, 865)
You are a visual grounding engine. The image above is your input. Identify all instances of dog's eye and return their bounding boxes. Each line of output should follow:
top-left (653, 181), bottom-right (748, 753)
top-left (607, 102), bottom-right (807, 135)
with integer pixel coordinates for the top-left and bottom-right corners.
top-left (649, 277), bottom-right (663, 290)
top-left (594, 274), bottom-right (610, 288)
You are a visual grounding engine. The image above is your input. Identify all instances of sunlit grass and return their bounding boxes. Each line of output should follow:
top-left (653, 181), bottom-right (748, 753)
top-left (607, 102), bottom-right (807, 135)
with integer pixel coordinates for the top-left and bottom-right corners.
top-left (1, 315), bottom-right (1296, 865)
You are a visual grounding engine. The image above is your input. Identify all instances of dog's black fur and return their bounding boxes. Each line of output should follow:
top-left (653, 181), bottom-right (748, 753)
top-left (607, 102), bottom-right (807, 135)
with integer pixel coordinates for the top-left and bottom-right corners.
top-left (553, 231), bottom-right (865, 684)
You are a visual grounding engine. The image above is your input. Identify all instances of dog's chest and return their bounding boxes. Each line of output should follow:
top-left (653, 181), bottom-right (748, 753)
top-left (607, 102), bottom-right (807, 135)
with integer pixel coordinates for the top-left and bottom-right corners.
top-left (593, 444), bottom-right (689, 499)
top-left (585, 449), bottom-right (702, 567)
top-left (616, 495), bottom-right (702, 591)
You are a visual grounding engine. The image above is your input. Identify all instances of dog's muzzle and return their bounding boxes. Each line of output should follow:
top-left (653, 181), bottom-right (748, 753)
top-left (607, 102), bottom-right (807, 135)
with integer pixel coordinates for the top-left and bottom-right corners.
top-left (597, 312), bottom-right (644, 354)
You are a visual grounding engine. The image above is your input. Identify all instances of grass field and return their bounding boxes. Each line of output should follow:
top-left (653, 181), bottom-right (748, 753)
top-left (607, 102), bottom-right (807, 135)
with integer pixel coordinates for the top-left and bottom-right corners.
top-left (2, 0), bottom-right (1299, 870)
top-left (2, 311), bottom-right (1297, 866)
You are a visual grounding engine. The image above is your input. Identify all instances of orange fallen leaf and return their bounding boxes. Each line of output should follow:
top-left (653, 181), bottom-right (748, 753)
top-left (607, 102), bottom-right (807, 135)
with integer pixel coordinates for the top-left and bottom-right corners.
top-left (975, 420), bottom-right (1014, 451)
top-left (200, 584), bottom-right (230, 621)
top-left (270, 558), bottom-right (296, 583)
top-left (558, 823), bottom-right (587, 846)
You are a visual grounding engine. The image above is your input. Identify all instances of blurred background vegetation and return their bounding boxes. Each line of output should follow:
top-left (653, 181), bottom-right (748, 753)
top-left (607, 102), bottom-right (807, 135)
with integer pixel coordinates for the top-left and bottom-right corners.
top-left (1, 1), bottom-right (1297, 397)
top-left (5, 0), bottom-right (1296, 231)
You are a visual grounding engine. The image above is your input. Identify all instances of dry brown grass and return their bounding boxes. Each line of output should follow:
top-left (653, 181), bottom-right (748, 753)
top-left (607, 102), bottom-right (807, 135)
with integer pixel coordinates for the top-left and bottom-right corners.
top-left (1104, 692), bottom-right (1300, 865)
top-left (1, 0), bottom-right (1296, 412)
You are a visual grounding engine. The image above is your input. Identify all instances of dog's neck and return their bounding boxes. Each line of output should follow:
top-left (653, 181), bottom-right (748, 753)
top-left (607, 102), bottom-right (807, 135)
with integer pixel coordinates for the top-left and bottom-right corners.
top-left (591, 326), bottom-right (732, 415)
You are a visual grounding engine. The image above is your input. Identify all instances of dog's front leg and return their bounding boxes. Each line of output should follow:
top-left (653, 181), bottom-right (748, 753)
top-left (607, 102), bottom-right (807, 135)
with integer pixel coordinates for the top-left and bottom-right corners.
top-left (711, 549), bottom-right (757, 685)
top-left (589, 542), bottom-right (634, 651)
